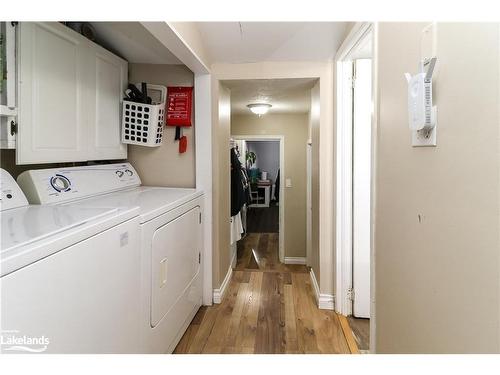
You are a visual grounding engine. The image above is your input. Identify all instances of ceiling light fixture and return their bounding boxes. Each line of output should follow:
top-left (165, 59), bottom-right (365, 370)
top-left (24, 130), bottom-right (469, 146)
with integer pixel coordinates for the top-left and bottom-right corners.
top-left (247, 103), bottom-right (272, 116)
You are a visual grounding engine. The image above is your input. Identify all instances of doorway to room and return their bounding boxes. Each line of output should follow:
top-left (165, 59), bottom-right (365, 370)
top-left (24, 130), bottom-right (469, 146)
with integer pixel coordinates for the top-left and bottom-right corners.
top-left (231, 136), bottom-right (284, 270)
top-left (336, 23), bottom-right (374, 353)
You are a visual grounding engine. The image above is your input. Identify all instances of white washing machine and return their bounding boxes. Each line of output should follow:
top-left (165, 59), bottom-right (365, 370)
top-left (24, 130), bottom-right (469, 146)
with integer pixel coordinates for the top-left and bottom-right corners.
top-left (17, 163), bottom-right (204, 354)
top-left (0, 168), bottom-right (141, 353)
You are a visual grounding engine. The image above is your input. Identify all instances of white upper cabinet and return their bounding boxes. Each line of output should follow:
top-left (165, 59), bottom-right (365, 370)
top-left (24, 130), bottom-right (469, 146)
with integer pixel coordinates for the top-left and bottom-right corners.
top-left (17, 23), bottom-right (88, 164)
top-left (86, 44), bottom-right (128, 160)
top-left (16, 22), bottom-right (128, 164)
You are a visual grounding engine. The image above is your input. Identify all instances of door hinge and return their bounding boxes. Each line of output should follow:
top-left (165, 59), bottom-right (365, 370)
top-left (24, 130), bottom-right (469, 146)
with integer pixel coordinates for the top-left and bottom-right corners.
top-left (347, 287), bottom-right (355, 301)
top-left (10, 120), bottom-right (17, 136)
top-left (199, 212), bottom-right (202, 224)
top-left (198, 252), bottom-right (201, 264)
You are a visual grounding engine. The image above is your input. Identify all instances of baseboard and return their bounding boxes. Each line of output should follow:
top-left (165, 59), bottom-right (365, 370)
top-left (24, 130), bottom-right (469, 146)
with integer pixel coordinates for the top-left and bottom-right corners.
top-left (213, 251), bottom-right (236, 304)
top-left (284, 256), bottom-right (307, 265)
top-left (309, 268), bottom-right (335, 311)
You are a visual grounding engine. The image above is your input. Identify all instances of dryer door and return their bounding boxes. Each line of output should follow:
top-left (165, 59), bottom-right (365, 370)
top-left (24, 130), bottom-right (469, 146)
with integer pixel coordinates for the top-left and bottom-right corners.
top-left (150, 206), bottom-right (201, 327)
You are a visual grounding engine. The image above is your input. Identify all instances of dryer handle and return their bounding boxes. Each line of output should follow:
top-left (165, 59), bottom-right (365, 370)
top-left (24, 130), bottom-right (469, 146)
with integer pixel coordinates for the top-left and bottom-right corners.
top-left (159, 258), bottom-right (167, 288)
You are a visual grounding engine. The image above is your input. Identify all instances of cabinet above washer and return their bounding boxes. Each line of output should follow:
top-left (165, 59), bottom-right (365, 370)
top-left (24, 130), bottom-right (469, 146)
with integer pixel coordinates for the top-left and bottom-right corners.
top-left (15, 22), bottom-right (128, 164)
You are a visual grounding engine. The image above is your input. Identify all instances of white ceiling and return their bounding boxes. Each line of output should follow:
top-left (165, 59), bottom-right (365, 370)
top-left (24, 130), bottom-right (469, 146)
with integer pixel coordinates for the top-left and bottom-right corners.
top-left (90, 22), bottom-right (182, 64)
top-left (223, 78), bottom-right (317, 115)
top-left (196, 22), bottom-right (348, 64)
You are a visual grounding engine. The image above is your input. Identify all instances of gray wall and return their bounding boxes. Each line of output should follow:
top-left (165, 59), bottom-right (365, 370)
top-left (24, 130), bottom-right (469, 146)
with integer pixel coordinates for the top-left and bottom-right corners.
top-left (246, 141), bottom-right (280, 183)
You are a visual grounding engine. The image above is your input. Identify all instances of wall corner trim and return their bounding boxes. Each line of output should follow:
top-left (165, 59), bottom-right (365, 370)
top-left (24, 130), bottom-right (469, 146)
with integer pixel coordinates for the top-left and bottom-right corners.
top-left (284, 257), bottom-right (307, 265)
top-left (213, 250), bottom-right (236, 304)
top-left (310, 268), bottom-right (335, 310)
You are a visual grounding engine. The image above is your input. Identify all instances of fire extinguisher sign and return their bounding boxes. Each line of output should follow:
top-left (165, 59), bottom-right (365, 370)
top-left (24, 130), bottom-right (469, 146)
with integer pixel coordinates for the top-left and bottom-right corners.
top-left (166, 86), bottom-right (193, 127)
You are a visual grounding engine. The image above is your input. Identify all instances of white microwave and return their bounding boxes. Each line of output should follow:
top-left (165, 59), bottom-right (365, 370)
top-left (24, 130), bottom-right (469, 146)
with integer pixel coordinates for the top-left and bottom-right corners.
top-left (0, 22), bottom-right (17, 149)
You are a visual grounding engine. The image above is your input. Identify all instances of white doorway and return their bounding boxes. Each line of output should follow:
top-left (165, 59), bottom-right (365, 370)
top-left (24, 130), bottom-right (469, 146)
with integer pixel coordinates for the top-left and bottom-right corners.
top-left (352, 58), bottom-right (372, 318)
top-left (231, 135), bottom-right (285, 263)
top-left (335, 23), bottom-right (375, 351)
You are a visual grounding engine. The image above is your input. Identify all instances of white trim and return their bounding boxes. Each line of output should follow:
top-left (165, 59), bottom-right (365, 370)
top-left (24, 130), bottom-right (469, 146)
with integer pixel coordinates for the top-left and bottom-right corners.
top-left (310, 269), bottom-right (335, 310)
top-left (306, 141), bottom-right (312, 267)
top-left (284, 257), bottom-right (306, 265)
top-left (335, 22), bottom-right (377, 351)
top-left (231, 135), bottom-right (285, 263)
top-left (369, 23), bottom-right (380, 354)
top-left (335, 22), bottom-right (374, 317)
top-left (212, 254), bottom-right (235, 304)
top-left (194, 74), bottom-right (213, 306)
top-left (310, 268), bottom-right (321, 305)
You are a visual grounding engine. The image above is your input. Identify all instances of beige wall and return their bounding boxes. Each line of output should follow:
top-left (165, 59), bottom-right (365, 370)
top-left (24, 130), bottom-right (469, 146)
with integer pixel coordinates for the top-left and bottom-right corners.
top-left (232, 113), bottom-right (309, 258)
top-left (127, 64), bottom-right (196, 187)
top-left (309, 82), bottom-right (321, 279)
top-left (211, 81), bottom-right (232, 288)
top-left (375, 23), bottom-right (500, 353)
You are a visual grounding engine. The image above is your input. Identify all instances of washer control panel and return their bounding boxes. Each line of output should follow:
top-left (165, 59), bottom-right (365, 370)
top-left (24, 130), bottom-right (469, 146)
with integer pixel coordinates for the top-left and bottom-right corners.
top-left (0, 169), bottom-right (29, 211)
top-left (17, 163), bottom-right (142, 204)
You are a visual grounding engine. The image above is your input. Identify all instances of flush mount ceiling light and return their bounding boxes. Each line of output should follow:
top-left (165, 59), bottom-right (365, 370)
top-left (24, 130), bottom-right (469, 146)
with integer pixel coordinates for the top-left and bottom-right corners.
top-left (247, 103), bottom-right (272, 116)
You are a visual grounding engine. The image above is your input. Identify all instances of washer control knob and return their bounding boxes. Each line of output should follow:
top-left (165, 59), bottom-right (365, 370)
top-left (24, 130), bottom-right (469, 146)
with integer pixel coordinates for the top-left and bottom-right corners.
top-left (124, 169), bottom-right (133, 176)
top-left (116, 170), bottom-right (124, 178)
top-left (50, 175), bottom-right (71, 192)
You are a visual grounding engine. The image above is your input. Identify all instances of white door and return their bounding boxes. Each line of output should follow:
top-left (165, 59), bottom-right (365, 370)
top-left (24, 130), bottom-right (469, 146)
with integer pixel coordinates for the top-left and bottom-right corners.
top-left (17, 22), bottom-right (88, 164)
top-left (86, 45), bottom-right (128, 160)
top-left (151, 206), bottom-right (202, 327)
top-left (352, 58), bottom-right (372, 318)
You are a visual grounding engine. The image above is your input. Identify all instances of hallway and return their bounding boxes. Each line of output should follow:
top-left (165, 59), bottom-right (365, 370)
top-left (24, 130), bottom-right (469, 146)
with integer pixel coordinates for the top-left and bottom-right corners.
top-left (174, 233), bottom-right (352, 354)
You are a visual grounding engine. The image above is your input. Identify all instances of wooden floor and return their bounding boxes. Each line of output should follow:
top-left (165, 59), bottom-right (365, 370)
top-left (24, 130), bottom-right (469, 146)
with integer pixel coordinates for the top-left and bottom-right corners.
top-left (347, 316), bottom-right (370, 352)
top-left (246, 204), bottom-right (279, 233)
top-left (174, 233), bottom-right (352, 354)
top-left (235, 233), bottom-right (306, 273)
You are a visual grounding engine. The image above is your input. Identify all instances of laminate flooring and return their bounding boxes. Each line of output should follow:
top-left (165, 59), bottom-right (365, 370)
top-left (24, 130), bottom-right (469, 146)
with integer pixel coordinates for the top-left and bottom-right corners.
top-left (174, 233), bottom-right (352, 354)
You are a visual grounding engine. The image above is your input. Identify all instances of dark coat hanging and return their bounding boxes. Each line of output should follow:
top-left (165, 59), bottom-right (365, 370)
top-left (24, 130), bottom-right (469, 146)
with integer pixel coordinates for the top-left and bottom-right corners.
top-left (230, 147), bottom-right (247, 216)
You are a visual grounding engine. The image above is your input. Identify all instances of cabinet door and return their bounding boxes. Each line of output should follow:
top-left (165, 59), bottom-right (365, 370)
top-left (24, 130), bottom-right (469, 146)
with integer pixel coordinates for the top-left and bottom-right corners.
top-left (87, 45), bottom-right (128, 160)
top-left (17, 22), bottom-right (88, 164)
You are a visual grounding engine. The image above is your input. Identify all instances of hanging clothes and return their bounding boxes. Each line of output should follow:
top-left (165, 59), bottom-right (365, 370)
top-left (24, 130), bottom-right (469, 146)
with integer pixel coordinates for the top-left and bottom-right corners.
top-left (231, 147), bottom-right (248, 216)
top-left (274, 168), bottom-right (280, 202)
top-left (230, 212), bottom-right (244, 245)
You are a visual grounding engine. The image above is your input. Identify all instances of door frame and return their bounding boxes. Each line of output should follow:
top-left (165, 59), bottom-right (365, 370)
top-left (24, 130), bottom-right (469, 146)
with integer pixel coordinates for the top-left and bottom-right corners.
top-left (334, 22), bottom-right (377, 351)
top-left (306, 140), bottom-right (312, 267)
top-left (231, 135), bottom-right (285, 263)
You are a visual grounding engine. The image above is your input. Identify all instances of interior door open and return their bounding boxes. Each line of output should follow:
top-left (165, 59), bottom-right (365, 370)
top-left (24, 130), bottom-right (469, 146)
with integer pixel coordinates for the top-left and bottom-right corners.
top-left (352, 58), bottom-right (372, 318)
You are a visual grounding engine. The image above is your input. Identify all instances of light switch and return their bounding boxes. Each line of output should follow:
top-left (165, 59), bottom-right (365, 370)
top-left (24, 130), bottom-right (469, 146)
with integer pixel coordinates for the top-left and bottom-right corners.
top-left (285, 178), bottom-right (292, 188)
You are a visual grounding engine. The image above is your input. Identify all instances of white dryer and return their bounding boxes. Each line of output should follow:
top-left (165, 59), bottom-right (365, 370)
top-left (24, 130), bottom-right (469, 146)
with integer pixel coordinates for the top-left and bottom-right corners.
top-left (17, 163), bottom-right (204, 354)
top-left (1, 168), bottom-right (141, 353)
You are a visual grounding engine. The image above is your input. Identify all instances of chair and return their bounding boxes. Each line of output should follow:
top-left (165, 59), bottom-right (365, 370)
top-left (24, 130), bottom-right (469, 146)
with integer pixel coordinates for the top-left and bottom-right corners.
top-left (249, 183), bottom-right (265, 206)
